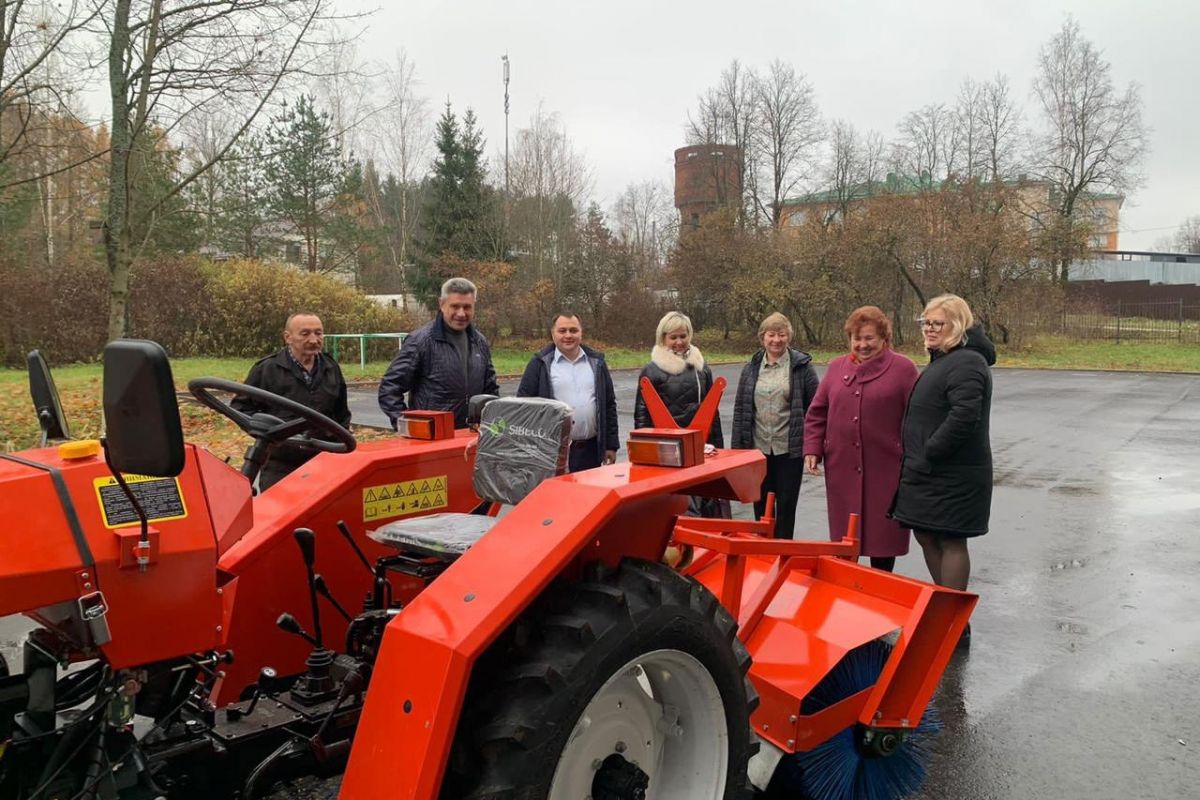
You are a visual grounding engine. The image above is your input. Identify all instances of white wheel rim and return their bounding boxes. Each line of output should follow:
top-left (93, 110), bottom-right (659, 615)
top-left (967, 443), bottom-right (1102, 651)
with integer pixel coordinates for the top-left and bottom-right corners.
top-left (548, 648), bottom-right (729, 800)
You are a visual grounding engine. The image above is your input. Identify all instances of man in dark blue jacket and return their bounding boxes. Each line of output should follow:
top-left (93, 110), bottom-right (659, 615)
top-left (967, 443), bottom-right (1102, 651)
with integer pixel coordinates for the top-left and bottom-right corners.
top-left (517, 313), bottom-right (619, 471)
top-left (378, 277), bottom-right (500, 428)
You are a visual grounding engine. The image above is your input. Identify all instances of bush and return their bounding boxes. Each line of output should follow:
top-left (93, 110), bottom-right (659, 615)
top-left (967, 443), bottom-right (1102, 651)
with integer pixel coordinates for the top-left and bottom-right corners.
top-left (195, 259), bottom-right (415, 358)
top-left (0, 256), bottom-right (417, 366)
top-left (593, 284), bottom-right (666, 346)
top-left (0, 255), bottom-right (109, 365)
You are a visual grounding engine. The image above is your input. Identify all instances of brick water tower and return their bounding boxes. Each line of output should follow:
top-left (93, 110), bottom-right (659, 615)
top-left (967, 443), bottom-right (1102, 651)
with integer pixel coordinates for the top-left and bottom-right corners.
top-left (674, 144), bottom-right (743, 228)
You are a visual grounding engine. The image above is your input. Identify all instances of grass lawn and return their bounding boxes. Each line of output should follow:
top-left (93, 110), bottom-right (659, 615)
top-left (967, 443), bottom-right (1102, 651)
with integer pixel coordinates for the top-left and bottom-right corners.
top-left (2, 338), bottom-right (1196, 455)
top-left (991, 338), bottom-right (1200, 372)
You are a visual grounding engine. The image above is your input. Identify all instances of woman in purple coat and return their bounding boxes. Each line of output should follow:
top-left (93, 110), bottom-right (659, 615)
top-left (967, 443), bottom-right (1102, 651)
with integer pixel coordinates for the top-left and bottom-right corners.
top-left (803, 306), bottom-right (919, 571)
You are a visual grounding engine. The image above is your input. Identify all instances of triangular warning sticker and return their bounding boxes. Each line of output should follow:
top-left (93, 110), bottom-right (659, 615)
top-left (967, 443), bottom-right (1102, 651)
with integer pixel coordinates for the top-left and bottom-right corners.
top-left (420, 496), bottom-right (431, 508)
top-left (419, 480), bottom-right (431, 493)
top-left (392, 484), bottom-right (404, 498)
top-left (432, 477), bottom-right (446, 491)
top-left (432, 493), bottom-right (445, 506)
top-left (406, 483), bottom-right (419, 496)
top-left (364, 489), bottom-right (378, 502)
top-left (377, 486), bottom-right (391, 500)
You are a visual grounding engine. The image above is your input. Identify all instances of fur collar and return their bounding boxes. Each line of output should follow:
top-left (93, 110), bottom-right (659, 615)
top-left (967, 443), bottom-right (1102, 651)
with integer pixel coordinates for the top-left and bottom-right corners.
top-left (651, 344), bottom-right (705, 375)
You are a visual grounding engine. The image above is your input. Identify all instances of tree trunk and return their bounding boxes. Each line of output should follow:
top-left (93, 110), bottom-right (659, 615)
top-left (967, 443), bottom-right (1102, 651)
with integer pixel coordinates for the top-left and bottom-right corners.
top-left (890, 247), bottom-right (926, 310)
top-left (106, 0), bottom-right (134, 342)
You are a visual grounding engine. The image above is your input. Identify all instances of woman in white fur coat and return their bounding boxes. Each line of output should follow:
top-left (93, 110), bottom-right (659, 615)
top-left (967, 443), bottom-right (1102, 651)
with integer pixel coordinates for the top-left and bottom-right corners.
top-left (633, 311), bottom-right (724, 447)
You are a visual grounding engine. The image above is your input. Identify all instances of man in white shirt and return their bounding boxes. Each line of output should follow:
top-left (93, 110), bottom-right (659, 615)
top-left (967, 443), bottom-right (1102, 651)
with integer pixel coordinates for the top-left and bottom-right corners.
top-left (517, 314), bottom-right (619, 471)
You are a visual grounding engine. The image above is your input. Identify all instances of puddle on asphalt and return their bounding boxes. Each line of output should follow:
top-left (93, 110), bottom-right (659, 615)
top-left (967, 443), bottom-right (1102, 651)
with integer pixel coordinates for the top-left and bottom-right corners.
top-left (1050, 484), bottom-right (1098, 496)
top-left (993, 470), bottom-right (1101, 497)
top-left (993, 468), bottom-right (1059, 488)
top-left (1108, 465), bottom-right (1200, 516)
top-left (1116, 492), bottom-right (1200, 515)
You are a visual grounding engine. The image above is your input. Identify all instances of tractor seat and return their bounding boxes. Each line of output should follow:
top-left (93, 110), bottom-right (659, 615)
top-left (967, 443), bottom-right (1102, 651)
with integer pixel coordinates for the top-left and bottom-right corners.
top-left (368, 396), bottom-right (573, 561)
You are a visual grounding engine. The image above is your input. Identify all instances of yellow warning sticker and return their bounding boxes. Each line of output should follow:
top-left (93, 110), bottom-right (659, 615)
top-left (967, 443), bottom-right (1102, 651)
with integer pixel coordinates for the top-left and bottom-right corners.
top-left (363, 475), bottom-right (449, 522)
top-left (93, 474), bottom-right (188, 529)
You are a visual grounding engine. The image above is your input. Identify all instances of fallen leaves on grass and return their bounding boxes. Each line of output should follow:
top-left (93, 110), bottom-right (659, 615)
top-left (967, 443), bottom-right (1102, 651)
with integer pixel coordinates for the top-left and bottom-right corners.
top-left (3, 382), bottom-right (392, 467)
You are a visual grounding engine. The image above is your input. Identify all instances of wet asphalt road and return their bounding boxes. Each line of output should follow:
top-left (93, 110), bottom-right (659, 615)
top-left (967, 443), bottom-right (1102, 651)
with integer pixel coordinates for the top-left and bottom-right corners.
top-left (4, 365), bottom-right (1199, 798)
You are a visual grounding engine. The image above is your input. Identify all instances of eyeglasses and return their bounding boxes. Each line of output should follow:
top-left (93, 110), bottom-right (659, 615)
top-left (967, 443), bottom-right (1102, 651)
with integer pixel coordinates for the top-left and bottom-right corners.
top-left (917, 318), bottom-right (946, 331)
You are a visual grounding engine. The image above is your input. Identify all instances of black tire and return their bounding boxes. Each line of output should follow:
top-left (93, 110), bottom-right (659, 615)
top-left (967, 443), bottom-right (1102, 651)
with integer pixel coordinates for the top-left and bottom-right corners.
top-left (442, 558), bottom-right (758, 800)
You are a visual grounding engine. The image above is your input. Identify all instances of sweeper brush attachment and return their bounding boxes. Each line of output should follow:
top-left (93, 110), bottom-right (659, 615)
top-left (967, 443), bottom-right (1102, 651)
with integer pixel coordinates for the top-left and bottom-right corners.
top-left (764, 639), bottom-right (943, 800)
top-left (674, 500), bottom-right (974, 800)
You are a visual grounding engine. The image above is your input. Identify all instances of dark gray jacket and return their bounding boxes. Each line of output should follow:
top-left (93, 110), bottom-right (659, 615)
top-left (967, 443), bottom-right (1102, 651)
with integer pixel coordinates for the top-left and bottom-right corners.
top-left (891, 326), bottom-right (996, 536)
top-left (232, 349), bottom-right (350, 466)
top-left (516, 343), bottom-right (619, 464)
top-left (633, 345), bottom-right (724, 447)
top-left (730, 348), bottom-right (819, 458)
top-left (378, 313), bottom-right (500, 428)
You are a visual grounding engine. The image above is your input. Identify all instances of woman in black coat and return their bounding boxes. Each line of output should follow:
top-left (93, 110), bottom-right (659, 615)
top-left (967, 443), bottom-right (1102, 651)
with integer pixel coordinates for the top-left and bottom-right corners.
top-left (730, 312), bottom-right (818, 539)
top-left (633, 311), bottom-right (723, 447)
top-left (892, 294), bottom-right (995, 606)
top-left (634, 311), bottom-right (729, 523)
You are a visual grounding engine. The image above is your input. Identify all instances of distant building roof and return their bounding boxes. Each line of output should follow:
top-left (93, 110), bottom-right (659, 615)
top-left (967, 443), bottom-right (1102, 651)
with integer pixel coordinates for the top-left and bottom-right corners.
top-left (779, 174), bottom-right (1125, 208)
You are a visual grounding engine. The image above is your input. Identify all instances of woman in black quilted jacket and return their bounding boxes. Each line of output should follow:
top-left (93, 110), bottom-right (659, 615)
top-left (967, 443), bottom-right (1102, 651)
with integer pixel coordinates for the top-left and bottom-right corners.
top-left (892, 294), bottom-right (996, 617)
top-left (633, 311), bottom-right (723, 447)
top-left (634, 311), bottom-right (726, 520)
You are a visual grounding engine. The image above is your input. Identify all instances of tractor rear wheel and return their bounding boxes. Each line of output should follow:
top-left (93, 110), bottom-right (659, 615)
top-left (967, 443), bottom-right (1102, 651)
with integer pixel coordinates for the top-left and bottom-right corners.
top-left (444, 558), bottom-right (757, 800)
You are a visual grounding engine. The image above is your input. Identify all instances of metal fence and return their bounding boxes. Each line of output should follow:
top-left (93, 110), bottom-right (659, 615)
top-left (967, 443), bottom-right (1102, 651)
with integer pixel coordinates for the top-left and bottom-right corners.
top-left (1011, 300), bottom-right (1200, 344)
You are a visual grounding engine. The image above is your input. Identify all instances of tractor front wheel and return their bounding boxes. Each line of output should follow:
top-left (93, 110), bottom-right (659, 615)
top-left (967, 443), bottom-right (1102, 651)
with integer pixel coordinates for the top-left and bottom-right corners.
top-left (444, 558), bottom-right (757, 800)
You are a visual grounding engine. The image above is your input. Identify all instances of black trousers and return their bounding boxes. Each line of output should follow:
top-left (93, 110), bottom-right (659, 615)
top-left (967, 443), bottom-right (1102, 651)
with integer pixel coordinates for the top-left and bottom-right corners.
top-left (568, 437), bottom-right (601, 472)
top-left (753, 452), bottom-right (804, 539)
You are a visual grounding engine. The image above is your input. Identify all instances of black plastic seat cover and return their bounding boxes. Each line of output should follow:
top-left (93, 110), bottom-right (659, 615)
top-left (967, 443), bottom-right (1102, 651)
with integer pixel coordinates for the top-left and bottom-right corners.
top-left (369, 397), bottom-right (572, 559)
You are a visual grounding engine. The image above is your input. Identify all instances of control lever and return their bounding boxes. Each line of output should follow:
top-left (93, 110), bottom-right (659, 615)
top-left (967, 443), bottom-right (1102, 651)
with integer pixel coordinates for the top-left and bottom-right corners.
top-left (336, 519), bottom-right (390, 611)
top-left (335, 520), bottom-right (374, 575)
top-left (313, 575), bottom-right (353, 623)
top-left (228, 666), bottom-right (278, 721)
top-left (276, 613), bottom-right (318, 647)
top-left (293, 528), bottom-right (323, 649)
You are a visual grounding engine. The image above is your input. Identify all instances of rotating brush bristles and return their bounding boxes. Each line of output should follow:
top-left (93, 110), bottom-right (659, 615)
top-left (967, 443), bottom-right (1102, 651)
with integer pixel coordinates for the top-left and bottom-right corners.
top-left (763, 639), bottom-right (943, 800)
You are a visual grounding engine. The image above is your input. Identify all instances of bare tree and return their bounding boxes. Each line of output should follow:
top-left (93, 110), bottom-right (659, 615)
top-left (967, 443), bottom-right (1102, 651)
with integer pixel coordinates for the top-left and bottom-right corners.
top-left (1032, 17), bottom-right (1147, 281)
top-left (311, 29), bottom-right (379, 158)
top-left (104, 0), bottom-right (337, 340)
top-left (861, 130), bottom-right (886, 188)
top-left (686, 60), bottom-right (757, 224)
top-left (178, 111), bottom-right (235, 251)
top-left (892, 103), bottom-right (959, 186)
top-left (1170, 216), bottom-right (1200, 254)
top-left (0, 0), bottom-right (103, 179)
top-left (824, 120), bottom-right (881, 224)
top-left (507, 104), bottom-right (592, 283)
top-left (0, 1), bottom-right (107, 267)
top-left (611, 179), bottom-right (674, 275)
top-left (979, 75), bottom-right (1023, 182)
top-left (373, 49), bottom-right (430, 291)
top-left (752, 59), bottom-right (823, 227)
top-left (954, 78), bottom-right (987, 180)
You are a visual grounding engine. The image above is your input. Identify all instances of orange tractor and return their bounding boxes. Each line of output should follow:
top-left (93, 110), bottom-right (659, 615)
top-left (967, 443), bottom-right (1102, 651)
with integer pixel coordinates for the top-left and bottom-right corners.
top-left (0, 341), bottom-right (974, 800)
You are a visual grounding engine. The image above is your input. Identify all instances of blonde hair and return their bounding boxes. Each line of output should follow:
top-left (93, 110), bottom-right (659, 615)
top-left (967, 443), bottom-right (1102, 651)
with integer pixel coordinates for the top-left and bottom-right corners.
top-left (655, 311), bottom-right (694, 346)
top-left (923, 294), bottom-right (974, 351)
top-left (757, 312), bottom-right (793, 340)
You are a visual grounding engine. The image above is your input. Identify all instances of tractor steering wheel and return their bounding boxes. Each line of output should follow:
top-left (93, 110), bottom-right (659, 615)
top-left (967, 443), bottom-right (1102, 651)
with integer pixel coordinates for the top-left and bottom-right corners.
top-left (188, 377), bottom-right (356, 459)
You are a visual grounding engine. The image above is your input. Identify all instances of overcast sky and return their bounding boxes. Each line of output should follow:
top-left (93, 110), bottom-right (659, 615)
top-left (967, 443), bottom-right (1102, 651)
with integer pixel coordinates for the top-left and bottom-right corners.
top-left (346, 0), bottom-right (1196, 250)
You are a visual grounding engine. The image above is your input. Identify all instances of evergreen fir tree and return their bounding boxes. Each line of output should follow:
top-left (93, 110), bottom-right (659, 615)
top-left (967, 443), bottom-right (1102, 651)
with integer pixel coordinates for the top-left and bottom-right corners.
top-left (416, 102), bottom-right (496, 302)
top-left (263, 95), bottom-right (345, 271)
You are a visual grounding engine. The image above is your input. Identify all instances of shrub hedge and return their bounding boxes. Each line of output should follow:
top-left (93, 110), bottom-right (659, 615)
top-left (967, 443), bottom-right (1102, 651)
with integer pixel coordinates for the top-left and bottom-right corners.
top-left (0, 256), bottom-right (416, 366)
